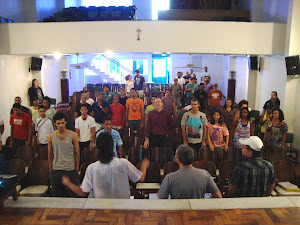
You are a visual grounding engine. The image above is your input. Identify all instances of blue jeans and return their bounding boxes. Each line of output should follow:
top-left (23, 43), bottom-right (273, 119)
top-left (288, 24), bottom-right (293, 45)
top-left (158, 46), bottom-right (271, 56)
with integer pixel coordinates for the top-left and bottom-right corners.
top-left (128, 120), bottom-right (141, 130)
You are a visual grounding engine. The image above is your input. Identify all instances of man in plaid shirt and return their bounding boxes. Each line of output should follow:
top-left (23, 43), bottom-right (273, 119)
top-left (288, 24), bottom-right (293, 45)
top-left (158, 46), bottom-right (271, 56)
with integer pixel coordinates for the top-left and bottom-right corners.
top-left (228, 136), bottom-right (276, 197)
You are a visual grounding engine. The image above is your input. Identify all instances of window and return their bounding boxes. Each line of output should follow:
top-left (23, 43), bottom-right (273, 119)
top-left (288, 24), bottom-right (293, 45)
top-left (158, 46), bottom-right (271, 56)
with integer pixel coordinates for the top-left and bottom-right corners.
top-left (82, 0), bottom-right (132, 7)
top-left (152, 0), bottom-right (169, 20)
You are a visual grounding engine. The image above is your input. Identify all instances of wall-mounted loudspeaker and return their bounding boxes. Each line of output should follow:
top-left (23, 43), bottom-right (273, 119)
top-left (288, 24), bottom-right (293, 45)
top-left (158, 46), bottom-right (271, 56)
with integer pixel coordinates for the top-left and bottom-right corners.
top-left (248, 56), bottom-right (258, 70)
top-left (285, 55), bottom-right (299, 75)
top-left (30, 57), bottom-right (43, 71)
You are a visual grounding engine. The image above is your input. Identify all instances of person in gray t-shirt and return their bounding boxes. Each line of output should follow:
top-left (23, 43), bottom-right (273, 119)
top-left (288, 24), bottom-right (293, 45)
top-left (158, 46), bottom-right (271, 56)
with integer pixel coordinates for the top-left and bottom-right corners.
top-left (157, 145), bottom-right (222, 199)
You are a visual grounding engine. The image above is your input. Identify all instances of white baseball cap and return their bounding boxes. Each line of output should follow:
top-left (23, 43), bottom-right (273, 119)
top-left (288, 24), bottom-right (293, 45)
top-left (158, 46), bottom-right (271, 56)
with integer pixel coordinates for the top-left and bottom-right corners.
top-left (239, 136), bottom-right (263, 151)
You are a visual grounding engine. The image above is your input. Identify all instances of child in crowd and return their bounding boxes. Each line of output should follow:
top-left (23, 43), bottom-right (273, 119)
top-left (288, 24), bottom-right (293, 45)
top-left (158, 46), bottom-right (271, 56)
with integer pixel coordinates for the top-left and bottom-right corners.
top-left (35, 105), bottom-right (54, 148)
top-left (207, 111), bottom-right (229, 160)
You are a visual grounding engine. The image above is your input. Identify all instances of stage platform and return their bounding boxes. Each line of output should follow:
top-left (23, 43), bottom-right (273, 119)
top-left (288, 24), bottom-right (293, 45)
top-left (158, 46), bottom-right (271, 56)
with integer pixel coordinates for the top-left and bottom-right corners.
top-left (1, 197), bottom-right (300, 224)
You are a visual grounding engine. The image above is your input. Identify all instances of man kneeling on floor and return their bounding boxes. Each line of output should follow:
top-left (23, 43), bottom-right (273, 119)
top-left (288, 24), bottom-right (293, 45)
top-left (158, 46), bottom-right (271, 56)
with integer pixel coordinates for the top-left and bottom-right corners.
top-left (62, 131), bottom-right (149, 198)
top-left (157, 145), bottom-right (222, 199)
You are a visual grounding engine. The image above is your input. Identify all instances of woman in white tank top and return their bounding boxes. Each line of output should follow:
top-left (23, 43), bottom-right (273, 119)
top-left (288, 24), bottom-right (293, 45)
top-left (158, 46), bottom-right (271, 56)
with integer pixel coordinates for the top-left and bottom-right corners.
top-left (125, 74), bottom-right (134, 97)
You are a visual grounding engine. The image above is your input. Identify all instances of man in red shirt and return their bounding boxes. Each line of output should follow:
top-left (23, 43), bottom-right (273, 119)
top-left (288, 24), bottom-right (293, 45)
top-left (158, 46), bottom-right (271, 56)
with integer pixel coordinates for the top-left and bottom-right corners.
top-left (110, 95), bottom-right (125, 129)
top-left (208, 83), bottom-right (224, 112)
top-left (10, 103), bottom-right (32, 152)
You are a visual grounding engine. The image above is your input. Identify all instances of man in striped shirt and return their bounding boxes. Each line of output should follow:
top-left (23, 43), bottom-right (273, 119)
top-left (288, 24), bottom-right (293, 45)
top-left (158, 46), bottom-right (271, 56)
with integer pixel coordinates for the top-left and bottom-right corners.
top-left (228, 136), bottom-right (276, 197)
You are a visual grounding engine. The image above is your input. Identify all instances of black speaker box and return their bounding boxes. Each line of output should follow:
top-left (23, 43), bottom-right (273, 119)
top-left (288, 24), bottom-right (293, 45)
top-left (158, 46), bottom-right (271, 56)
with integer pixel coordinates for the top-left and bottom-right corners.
top-left (30, 57), bottom-right (43, 71)
top-left (248, 56), bottom-right (258, 70)
top-left (285, 55), bottom-right (300, 75)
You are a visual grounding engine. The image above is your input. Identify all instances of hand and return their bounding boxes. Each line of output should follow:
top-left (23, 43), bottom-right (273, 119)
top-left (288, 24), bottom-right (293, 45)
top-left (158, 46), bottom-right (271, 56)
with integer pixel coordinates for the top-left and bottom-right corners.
top-left (144, 138), bottom-right (149, 149)
top-left (141, 158), bottom-right (150, 169)
top-left (281, 144), bottom-right (286, 151)
top-left (37, 140), bottom-right (40, 145)
top-left (209, 145), bottom-right (215, 151)
top-left (62, 175), bottom-right (70, 186)
top-left (89, 142), bottom-right (94, 151)
top-left (201, 142), bottom-right (206, 148)
top-left (140, 122), bottom-right (144, 128)
top-left (183, 141), bottom-right (188, 146)
top-left (224, 144), bottom-right (228, 151)
top-left (25, 140), bottom-right (30, 145)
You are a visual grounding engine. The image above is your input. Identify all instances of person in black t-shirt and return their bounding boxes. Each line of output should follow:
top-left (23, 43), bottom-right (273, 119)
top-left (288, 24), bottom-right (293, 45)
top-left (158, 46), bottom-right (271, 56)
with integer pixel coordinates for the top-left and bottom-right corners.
top-left (74, 93), bottom-right (92, 119)
top-left (10, 96), bottom-right (32, 118)
top-left (193, 83), bottom-right (207, 112)
top-left (261, 91), bottom-right (280, 118)
top-left (183, 71), bottom-right (192, 85)
top-left (118, 87), bottom-right (128, 109)
top-left (134, 70), bottom-right (145, 98)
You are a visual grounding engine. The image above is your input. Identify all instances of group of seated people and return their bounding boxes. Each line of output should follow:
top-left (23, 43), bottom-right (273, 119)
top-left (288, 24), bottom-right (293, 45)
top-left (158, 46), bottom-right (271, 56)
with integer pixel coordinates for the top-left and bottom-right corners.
top-left (1, 71), bottom-right (289, 199)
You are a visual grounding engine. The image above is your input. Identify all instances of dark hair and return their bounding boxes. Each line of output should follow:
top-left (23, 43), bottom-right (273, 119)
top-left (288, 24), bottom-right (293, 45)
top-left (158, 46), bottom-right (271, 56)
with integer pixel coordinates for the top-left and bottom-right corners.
top-left (272, 91), bottom-right (278, 97)
top-left (38, 105), bottom-right (45, 110)
top-left (53, 112), bottom-right (67, 122)
top-left (125, 74), bottom-right (131, 81)
top-left (191, 98), bottom-right (200, 105)
top-left (15, 96), bottom-right (21, 100)
top-left (135, 69), bottom-right (140, 74)
top-left (166, 89), bottom-right (171, 92)
top-left (151, 96), bottom-right (157, 100)
top-left (103, 84), bottom-right (110, 89)
top-left (32, 79), bottom-right (37, 87)
top-left (83, 90), bottom-right (90, 94)
top-left (238, 100), bottom-right (248, 110)
top-left (199, 83), bottom-right (204, 87)
top-left (211, 110), bottom-right (223, 125)
top-left (176, 145), bottom-right (194, 166)
top-left (240, 107), bottom-right (251, 121)
top-left (104, 117), bottom-right (112, 122)
top-left (99, 92), bottom-right (104, 96)
top-left (130, 88), bottom-right (136, 91)
top-left (272, 108), bottom-right (284, 122)
top-left (80, 104), bottom-right (88, 110)
top-left (96, 132), bottom-right (114, 164)
top-left (223, 98), bottom-right (233, 110)
top-left (43, 96), bottom-right (51, 104)
top-left (13, 103), bottom-right (21, 109)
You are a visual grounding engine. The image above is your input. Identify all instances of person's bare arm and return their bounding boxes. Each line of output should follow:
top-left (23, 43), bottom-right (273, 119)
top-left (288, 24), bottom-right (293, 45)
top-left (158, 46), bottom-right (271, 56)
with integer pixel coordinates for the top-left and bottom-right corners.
top-left (62, 176), bottom-right (88, 197)
top-left (125, 107), bottom-right (129, 127)
top-left (26, 125), bottom-right (32, 145)
top-left (72, 132), bottom-right (80, 172)
top-left (281, 132), bottom-right (287, 151)
top-left (228, 184), bottom-right (237, 197)
top-left (212, 190), bottom-right (222, 198)
top-left (89, 127), bottom-right (96, 151)
top-left (207, 126), bottom-right (214, 151)
top-left (259, 114), bottom-right (266, 126)
top-left (138, 158), bottom-right (150, 182)
top-left (250, 120), bottom-right (254, 136)
top-left (202, 125), bottom-right (207, 147)
top-left (230, 120), bottom-right (239, 144)
top-left (117, 146), bottom-right (124, 158)
top-left (266, 183), bottom-right (275, 196)
top-left (173, 102), bottom-right (177, 116)
top-left (0, 124), bottom-right (4, 135)
top-left (47, 133), bottom-right (54, 172)
top-left (90, 111), bottom-right (95, 117)
top-left (75, 128), bottom-right (80, 138)
top-left (182, 125), bottom-right (188, 146)
top-left (140, 106), bottom-right (145, 128)
top-left (101, 106), bottom-right (109, 114)
top-left (224, 134), bottom-right (229, 151)
top-left (261, 109), bottom-right (266, 119)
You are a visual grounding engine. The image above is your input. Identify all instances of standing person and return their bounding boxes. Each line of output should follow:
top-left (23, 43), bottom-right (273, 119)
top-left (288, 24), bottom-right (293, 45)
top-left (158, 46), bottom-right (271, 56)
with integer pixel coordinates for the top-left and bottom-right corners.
top-left (35, 105), bottom-right (54, 148)
top-left (30, 97), bottom-right (40, 124)
top-left (48, 113), bottom-right (80, 197)
top-left (61, 132), bottom-right (149, 198)
top-left (208, 83), bottom-right (224, 112)
top-left (10, 103), bottom-right (32, 151)
top-left (145, 96), bottom-right (156, 125)
top-left (43, 96), bottom-right (56, 121)
top-left (157, 145), bottom-right (222, 199)
top-left (207, 111), bottom-right (229, 160)
top-left (261, 91), bottom-right (280, 117)
top-left (235, 100), bottom-right (249, 120)
top-left (28, 79), bottom-right (44, 106)
top-left (125, 88), bottom-right (144, 130)
top-left (0, 114), bottom-right (4, 135)
top-left (203, 76), bottom-right (213, 95)
top-left (228, 136), bottom-right (275, 197)
top-left (110, 95), bottom-right (125, 129)
top-left (183, 71), bottom-right (191, 85)
top-left (98, 117), bottom-right (123, 157)
top-left (83, 90), bottom-right (94, 106)
top-left (74, 93), bottom-right (92, 119)
top-left (90, 93), bottom-right (110, 129)
top-left (75, 104), bottom-right (96, 154)
top-left (103, 85), bottom-right (114, 104)
top-left (259, 105), bottom-right (272, 140)
top-left (200, 67), bottom-right (210, 82)
top-left (144, 98), bottom-right (176, 152)
top-left (170, 78), bottom-right (182, 108)
top-left (263, 108), bottom-right (287, 151)
top-left (118, 87), bottom-right (128, 108)
top-left (162, 89), bottom-right (177, 116)
top-left (10, 96), bottom-right (31, 117)
top-left (221, 99), bottom-right (236, 135)
top-left (125, 74), bottom-right (134, 97)
top-left (176, 71), bottom-right (185, 90)
top-left (133, 70), bottom-right (145, 98)
top-left (185, 77), bottom-right (198, 105)
top-left (181, 98), bottom-right (208, 152)
top-left (231, 107), bottom-right (254, 150)
top-left (193, 83), bottom-right (208, 112)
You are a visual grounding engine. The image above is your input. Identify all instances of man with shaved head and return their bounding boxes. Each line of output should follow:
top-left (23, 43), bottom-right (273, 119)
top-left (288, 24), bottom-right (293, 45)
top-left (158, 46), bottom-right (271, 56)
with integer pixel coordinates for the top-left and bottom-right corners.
top-left (144, 98), bottom-right (176, 152)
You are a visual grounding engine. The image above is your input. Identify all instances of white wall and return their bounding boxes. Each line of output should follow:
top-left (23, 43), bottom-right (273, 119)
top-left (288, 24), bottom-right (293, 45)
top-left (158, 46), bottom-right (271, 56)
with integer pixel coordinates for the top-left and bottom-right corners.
top-left (247, 70), bottom-right (258, 110)
top-left (234, 56), bottom-right (249, 104)
top-left (1, 21), bottom-right (287, 55)
top-left (133, 0), bottom-right (152, 20)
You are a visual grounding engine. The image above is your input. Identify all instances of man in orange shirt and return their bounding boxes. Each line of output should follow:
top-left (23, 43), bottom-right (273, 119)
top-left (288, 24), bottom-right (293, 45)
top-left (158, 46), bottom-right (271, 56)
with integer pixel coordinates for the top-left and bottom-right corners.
top-left (208, 83), bottom-right (224, 112)
top-left (126, 88), bottom-right (144, 130)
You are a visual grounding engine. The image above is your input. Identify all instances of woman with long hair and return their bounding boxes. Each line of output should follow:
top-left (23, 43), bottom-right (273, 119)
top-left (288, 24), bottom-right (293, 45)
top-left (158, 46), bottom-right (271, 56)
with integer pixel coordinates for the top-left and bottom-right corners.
top-left (221, 99), bottom-right (236, 135)
top-left (125, 74), bottom-right (134, 97)
top-left (263, 108), bottom-right (287, 151)
top-left (28, 79), bottom-right (44, 106)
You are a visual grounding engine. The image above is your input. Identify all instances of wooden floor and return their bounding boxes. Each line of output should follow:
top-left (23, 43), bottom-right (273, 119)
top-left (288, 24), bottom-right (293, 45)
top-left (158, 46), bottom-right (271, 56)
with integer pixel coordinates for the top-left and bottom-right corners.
top-left (1, 208), bottom-right (300, 225)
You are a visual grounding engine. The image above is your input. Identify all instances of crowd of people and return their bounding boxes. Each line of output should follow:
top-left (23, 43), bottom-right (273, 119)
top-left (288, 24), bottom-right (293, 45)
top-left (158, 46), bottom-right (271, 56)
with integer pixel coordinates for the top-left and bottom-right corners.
top-left (0, 68), bottom-right (289, 200)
